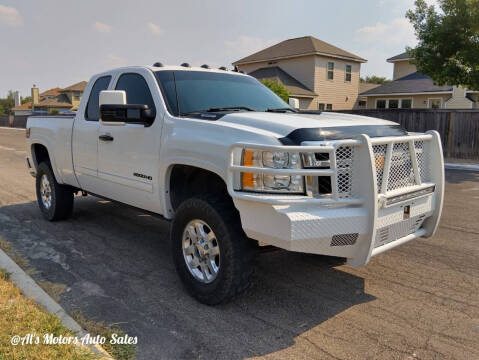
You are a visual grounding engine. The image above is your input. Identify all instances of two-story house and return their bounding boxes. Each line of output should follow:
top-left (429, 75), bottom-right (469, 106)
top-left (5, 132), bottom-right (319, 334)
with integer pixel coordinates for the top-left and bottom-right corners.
top-left (11, 81), bottom-right (87, 116)
top-left (232, 36), bottom-right (366, 110)
top-left (360, 52), bottom-right (479, 109)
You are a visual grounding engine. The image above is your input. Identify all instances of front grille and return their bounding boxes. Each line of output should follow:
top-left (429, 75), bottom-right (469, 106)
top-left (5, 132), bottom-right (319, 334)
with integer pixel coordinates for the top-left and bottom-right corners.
top-left (372, 141), bottom-right (429, 194)
top-left (336, 146), bottom-right (355, 198)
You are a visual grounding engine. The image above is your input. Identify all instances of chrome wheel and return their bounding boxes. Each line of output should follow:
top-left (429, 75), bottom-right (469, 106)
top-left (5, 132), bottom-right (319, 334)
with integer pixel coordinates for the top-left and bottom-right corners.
top-left (40, 174), bottom-right (52, 209)
top-left (182, 219), bottom-right (220, 283)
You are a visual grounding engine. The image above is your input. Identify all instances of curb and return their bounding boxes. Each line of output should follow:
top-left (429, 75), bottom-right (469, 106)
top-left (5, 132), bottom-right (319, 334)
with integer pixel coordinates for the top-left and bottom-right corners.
top-left (0, 247), bottom-right (113, 359)
top-left (0, 126), bottom-right (25, 131)
top-left (445, 163), bottom-right (479, 172)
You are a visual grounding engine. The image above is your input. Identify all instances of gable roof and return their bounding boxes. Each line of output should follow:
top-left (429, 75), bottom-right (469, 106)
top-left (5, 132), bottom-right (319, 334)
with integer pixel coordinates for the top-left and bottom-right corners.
top-left (35, 93), bottom-right (72, 108)
top-left (233, 36), bottom-right (366, 65)
top-left (248, 66), bottom-right (316, 97)
top-left (360, 72), bottom-right (452, 96)
top-left (61, 81), bottom-right (87, 92)
top-left (41, 87), bottom-right (62, 96)
top-left (387, 52), bottom-right (411, 62)
top-left (12, 101), bottom-right (32, 111)
top-left (359, 82), bottom-right (381, 95)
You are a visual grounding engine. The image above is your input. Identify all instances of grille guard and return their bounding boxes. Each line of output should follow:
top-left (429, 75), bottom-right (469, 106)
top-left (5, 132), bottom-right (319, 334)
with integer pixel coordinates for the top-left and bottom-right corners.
top-left (227, 130), bottom-right (445, 267)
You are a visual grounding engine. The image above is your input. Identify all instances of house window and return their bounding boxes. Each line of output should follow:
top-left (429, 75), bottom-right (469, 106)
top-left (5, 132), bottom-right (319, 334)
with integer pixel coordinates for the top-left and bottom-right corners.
top-left (326, 104), bottom-right (333, 110)
top-left (358, 100), bottom-right (366, 107)
top-left (345, 65), bottom-right (352, 82)
top-left (401, 99), bottom-right (412, 108)
top-left (327, 62), bottom-right (334, 80)
top-left (376, 99), bottom-right (387, 109)
top-left (388, 99), bottom-right (399, 109)
top-left (73, 92), bottom-right (81, 101)
top-left (428, 98), bottom-right (442, 109)
top-left (318, 103), bottom-right (325, 111)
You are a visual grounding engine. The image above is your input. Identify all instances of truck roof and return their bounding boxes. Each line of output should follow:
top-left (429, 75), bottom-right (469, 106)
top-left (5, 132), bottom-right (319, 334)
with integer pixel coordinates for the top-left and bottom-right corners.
top-left (97, 65), bottom-right (249, 76)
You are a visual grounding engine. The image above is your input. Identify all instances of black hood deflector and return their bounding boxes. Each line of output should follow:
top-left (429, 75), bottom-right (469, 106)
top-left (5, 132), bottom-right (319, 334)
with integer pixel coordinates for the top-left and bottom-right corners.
top-left (279, 125), bottom-right (408, 145)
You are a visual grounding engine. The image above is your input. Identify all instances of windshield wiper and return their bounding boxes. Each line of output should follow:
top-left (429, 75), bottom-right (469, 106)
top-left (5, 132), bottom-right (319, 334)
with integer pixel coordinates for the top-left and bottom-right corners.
top-left (205, 106), bottom-right (255, 112)
top-left (265, 107), bottom-right (298, 113)
top-left (180, 106), bottom-right (255, 116)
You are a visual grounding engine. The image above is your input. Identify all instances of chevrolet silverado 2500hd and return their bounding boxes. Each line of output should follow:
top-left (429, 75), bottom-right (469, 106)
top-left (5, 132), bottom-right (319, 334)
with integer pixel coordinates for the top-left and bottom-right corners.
top-left (25, 65), bottom-right (444, 304)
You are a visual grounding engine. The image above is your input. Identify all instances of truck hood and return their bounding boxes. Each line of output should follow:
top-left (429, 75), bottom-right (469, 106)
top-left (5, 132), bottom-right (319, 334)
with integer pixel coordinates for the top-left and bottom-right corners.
top-left (217, 111), bottom-right (407, 144)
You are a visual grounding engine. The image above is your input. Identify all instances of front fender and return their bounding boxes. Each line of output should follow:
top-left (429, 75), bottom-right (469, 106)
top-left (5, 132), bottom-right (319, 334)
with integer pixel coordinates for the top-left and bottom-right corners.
top-left (160, 157), bottom-right (226, 219)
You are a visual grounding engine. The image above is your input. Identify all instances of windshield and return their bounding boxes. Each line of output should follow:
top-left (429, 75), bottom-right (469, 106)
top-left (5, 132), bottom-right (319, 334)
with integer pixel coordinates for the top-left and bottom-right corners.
top-left (154, 70), bottom-right (289, 116)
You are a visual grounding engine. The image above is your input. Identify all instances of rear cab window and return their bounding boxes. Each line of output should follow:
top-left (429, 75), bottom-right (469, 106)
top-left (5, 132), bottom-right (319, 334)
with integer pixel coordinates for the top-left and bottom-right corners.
top-left (85, 76), bottom-right (112, 121)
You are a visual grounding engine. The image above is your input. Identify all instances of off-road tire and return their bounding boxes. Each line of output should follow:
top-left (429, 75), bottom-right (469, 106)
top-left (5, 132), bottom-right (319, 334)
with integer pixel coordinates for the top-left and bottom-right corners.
top-left (36, 162), bottom-right (74, 221)
top-left (171, 195), bottom-right (257, 305)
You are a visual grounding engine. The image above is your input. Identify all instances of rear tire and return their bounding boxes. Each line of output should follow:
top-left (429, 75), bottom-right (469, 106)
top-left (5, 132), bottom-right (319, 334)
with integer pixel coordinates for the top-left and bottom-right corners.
top-left (36, 162), bottom-right (74, 221)
top-left (171, 195), bottom-right (257, 305)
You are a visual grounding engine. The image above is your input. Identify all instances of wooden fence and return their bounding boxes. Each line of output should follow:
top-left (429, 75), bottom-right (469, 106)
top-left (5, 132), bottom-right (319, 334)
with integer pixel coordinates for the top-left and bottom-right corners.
top-left (338, 109), bottom-right (479, 160)
top-left (0, 115), bottom-right (28, 128)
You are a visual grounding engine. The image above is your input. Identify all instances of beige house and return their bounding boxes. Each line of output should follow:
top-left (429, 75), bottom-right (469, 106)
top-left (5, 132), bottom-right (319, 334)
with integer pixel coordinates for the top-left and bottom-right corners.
top-left (232, 36), bottom-right (366, 110)
top-left (11, 81), bottom-right (87, 116)
top-left (361, 52), bottom-right (479, 109)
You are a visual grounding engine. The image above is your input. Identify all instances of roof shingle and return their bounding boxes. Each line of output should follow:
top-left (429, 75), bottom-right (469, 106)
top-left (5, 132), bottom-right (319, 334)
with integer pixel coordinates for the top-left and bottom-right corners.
top-left (360, 72), bottom-right (452, 96)
top-left (248, 66), bottom-right (316, 97)
top-left (233, 36), bottom-right (366, 65)
top-left (387, 52), bottom-right (411, 62)
top-left (35, 94), bottom-right (72, 108)
top-left (61, 81), bottom-right (87, 92)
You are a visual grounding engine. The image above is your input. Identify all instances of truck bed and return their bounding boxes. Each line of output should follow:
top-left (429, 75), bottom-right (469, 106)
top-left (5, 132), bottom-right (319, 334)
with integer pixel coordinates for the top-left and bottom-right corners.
top-left (26, 115), bottom-right (78, 187)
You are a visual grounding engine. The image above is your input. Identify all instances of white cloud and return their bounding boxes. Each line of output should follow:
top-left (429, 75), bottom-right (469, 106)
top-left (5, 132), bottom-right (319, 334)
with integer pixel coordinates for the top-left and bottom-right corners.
top-left (105, 55), bottom-right (127, 68)
top-left (224, 36), bottom-right (277, 61)
top-left (147, 23), bottom-right (163, 36)
top-left (0, 5), bottom-right (23, 27)
top-left (93, 21), bottom-right (112, 33)
top-left (356, 18), bottom-right (416, 46)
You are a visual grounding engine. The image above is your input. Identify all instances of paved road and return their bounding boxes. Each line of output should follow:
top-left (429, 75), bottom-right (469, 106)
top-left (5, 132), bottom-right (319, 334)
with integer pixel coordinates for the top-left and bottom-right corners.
top-left (1, 127), bottom-right (478, 360)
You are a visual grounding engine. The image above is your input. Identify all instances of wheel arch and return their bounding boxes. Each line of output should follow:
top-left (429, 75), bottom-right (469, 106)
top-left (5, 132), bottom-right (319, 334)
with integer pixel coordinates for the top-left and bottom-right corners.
top-left (31, 142), bottom-right (63, 183)
top-left (163, 162), bottom-right (229, 219)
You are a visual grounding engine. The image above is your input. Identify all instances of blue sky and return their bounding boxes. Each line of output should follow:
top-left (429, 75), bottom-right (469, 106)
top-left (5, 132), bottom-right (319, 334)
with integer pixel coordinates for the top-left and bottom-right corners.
top-left (0, 0), bottom-right (435, 98)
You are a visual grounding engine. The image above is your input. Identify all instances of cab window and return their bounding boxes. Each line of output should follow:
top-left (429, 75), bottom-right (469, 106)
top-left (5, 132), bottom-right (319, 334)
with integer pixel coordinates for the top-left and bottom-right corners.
top-left (85, 76), bottom-right (111, 121)
top-left (115, 73), bottom-right (156, 125)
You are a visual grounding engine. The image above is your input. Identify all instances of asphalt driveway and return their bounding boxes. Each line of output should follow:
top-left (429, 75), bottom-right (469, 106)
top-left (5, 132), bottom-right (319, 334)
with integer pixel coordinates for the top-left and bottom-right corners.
top-left (1, 127), bottom-right (478, 359)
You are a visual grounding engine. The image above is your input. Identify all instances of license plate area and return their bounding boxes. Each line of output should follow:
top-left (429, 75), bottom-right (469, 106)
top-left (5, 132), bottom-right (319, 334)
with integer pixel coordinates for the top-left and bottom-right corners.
top-left (375, 197), bottom-right (432, 248)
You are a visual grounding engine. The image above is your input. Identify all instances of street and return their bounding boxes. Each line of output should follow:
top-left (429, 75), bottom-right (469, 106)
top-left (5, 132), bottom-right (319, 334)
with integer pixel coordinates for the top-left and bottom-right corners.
top-left (0, 127), bottom-right (478, 359)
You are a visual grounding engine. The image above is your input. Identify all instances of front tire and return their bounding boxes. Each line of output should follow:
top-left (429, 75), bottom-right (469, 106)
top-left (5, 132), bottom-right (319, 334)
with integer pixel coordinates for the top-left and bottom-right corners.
top-left (171, 196), bottom-right (257, 305)
top-left (36, 162), bottom-right (74, 221)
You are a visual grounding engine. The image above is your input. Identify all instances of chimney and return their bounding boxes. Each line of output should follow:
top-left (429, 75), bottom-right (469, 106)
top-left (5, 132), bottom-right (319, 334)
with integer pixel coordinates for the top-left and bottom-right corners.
top-left (31, 85), bottom-right (39, 110)
top-left (14, 91), bottom-right (21, 107)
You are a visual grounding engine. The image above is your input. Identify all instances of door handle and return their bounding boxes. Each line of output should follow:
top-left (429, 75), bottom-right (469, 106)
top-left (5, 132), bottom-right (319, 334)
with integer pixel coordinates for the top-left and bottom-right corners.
top-left (99, 134), bottom-right (114, 142)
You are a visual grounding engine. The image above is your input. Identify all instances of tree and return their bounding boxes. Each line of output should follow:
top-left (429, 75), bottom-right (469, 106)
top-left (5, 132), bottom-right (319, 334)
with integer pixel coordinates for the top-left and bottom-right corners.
top-left (0, 90), bottom-right (15, 115)
top-left (261, 79), bottom-right (291, 102)
top-left (360, 75), bottom-right (391, 84)
top-left (22, 96), bottom-right (32, 104)
top-left (406, 0), bottom-right (479, 90)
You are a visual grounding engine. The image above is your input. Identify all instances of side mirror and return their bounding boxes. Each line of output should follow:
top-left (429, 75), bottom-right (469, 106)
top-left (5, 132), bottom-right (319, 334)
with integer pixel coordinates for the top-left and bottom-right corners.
top-left (99, 90), bottom-right (155, 126)
top-left (100, 104), bottom-right (154, 126)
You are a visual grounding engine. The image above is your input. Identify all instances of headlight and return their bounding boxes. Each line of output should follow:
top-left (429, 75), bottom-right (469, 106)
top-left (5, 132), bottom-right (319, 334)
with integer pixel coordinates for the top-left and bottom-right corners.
top-left (240, 149), bottom-right (304, 193)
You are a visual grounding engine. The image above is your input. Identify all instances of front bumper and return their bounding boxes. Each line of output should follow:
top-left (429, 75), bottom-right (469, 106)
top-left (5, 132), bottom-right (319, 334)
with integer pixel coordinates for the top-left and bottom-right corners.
top-left (227, 131), bottom-right (444, 267)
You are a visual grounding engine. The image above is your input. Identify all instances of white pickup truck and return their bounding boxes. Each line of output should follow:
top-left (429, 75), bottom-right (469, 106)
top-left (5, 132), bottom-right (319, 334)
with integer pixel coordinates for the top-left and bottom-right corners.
top-left (25, 64), bottom-right (444, 304)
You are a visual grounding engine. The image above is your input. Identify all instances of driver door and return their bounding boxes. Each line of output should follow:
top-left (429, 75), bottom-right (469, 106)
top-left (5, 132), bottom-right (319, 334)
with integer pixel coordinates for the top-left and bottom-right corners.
top-left (96, 70), bottom-right (162, 213)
